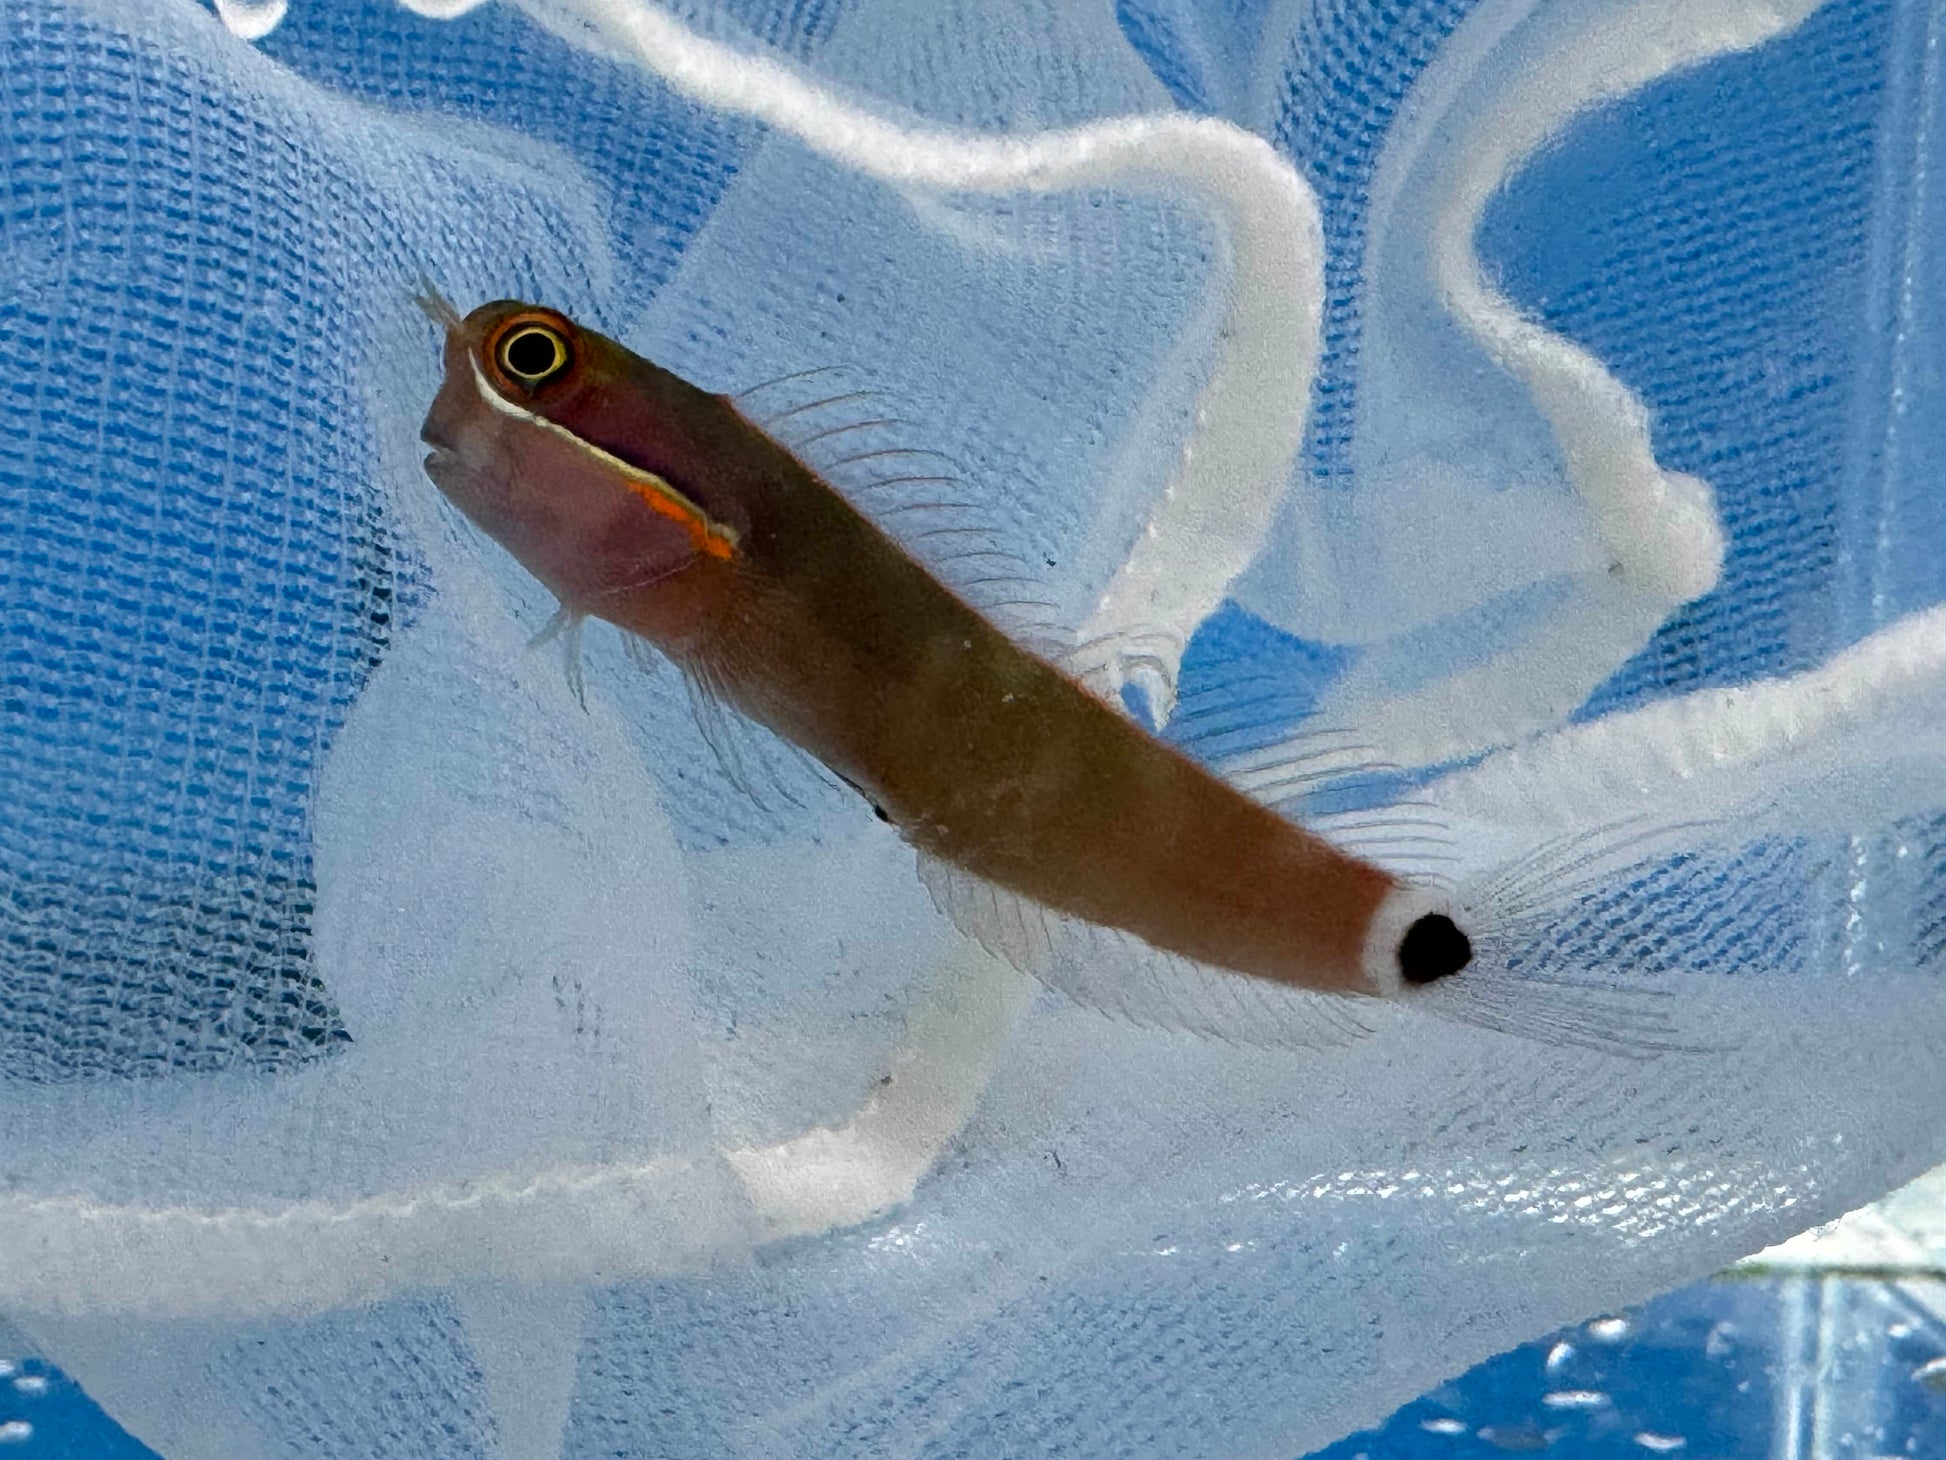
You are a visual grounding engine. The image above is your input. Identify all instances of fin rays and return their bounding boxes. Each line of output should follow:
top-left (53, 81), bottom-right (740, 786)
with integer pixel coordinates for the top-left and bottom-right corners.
top-left (1424, 817), bottom-right (1751, 1058)
top-left (916, 851), bottom-right (1382, 1052)
top-left (528, 604), bottom-right (589, 710)
top-left (754, 388), bottom-right (884, 431)
top-left (677, 662), bottom-right (838, 814)
top-left (744, 369), bottom-right (1070, 652)
top-left (733, 363), bottom-right (862, 402)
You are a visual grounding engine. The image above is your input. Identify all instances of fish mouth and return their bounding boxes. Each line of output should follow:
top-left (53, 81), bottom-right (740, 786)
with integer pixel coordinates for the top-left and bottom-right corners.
top-left (420, 382), bottom-right (467, 455)
top-left (422, 444), bottom-right (459, 482)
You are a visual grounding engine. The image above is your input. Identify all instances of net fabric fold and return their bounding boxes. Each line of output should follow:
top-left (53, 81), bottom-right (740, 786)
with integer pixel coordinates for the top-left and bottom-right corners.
top-left (2, 0), bottom-right (1943, 1455)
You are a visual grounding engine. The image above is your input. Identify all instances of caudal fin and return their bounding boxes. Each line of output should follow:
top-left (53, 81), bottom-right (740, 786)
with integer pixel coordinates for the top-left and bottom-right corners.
top-left (1397, 817), bottom-right (1749, 1057)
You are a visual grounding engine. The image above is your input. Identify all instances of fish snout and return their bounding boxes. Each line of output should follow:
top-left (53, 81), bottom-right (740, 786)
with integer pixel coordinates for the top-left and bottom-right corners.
top-left (420, 356), bottom-right (482, 459)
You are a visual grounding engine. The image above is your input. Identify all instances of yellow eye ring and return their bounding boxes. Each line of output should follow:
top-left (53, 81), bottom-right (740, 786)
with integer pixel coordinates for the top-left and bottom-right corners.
top-left (496, 322), bottom-right (571, 388)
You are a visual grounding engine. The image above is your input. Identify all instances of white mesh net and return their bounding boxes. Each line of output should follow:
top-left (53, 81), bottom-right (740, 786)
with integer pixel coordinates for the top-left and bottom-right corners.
top-left (3, 0), bottom-right (1944, 1454)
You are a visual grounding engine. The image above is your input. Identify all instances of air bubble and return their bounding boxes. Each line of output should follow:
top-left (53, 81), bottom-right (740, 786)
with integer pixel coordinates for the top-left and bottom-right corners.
top-left (1543, 1389), bottom-right (1608, 1409)
top-left (212, 0), bottom-right (289, 41)
top-left (1911, 1355), bottom-right (1946, 1391)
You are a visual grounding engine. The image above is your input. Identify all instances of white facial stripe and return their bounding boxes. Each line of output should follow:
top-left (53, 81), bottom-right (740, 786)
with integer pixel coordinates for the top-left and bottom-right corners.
top-left (465, 355), bottom-right (739, 549)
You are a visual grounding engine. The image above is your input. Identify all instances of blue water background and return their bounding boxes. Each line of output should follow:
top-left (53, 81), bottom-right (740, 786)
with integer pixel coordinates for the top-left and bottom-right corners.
top-left (20, 1270), bottom-right (1946, 1457)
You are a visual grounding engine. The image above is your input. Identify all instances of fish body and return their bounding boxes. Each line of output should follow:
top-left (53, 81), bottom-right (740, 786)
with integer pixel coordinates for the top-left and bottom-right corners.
top-left (420, 298), bottom-right (1500, 1035)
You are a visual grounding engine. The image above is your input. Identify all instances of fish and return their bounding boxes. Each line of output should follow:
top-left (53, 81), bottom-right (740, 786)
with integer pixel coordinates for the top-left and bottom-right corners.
top-left (418, 292), bottom-right (1687, 1053)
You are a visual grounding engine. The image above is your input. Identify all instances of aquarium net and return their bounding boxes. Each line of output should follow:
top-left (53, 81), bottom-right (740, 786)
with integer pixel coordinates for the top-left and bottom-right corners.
top-left (1, 0), bottom-right (1944, 1455)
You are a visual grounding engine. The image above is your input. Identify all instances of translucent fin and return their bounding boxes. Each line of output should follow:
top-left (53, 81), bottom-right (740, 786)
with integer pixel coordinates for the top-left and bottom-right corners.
top-left (679, 663), bottom-right (833, 813)
top-left (751, 387), bottom-right (885, 438)
top-left (1209, 735), bottom-right (1395, 813)
top-left (733, 363), bottom-right (862, 404)
top-left (1062, 628), bottom-right (1185, 724)
top-left (1409, 817), bottom-right (1747, 1058)
top-left (915, 852), bottom-right (1058, 975)
top-left (1306, 805), bottom-right (1460, 884)
top-left (527, 605), bottom-right (588, 711)
top-left (914, 851), bottom-right (1378, 1052)
top-left (753, 380), bottom-right (1073, 658)
top-left (1167, 673), bottom-right (1358, 760)
top-left (1412, 974), bottom-right (1704, 1059)
top-left (618, 631), bottom-right (663, 677)
top-left (1461, 816), bottom-right (1733, 937)
top-left (526, 602), bottom-right (578, 650)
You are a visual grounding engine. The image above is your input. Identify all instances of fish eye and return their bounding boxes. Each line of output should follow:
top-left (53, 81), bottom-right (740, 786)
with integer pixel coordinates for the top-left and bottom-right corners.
top-left (1397, 912), bottom-right (1472, 985)
top-left (496, 323), bottom-right (571, 389)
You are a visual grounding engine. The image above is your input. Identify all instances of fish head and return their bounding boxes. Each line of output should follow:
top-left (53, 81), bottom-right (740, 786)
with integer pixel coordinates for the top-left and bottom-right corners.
top-left (419, 296), bottom-right (743, 616)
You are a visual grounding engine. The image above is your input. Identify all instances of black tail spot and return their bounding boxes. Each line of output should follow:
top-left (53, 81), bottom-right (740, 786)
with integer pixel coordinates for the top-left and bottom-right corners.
top-left (1398, 913), bottom-right (1472, 985)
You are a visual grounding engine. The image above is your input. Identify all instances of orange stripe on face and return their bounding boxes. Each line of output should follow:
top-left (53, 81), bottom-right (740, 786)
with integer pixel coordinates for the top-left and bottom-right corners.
top-left (616, 467), bottom-right (738, 561)
top-left (465, 354), bottom-right (740, 563)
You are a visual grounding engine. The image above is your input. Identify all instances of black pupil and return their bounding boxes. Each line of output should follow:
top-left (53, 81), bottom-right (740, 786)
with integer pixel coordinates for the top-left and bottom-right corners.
top-left (505, 328), bottom-right (561, 380)
top-left (1397, 913), bottom-right (1472, 985)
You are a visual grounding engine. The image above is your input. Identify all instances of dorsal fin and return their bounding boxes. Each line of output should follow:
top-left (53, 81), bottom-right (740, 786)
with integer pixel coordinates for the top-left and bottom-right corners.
top-left (746, 371), bottom-right (1074, 658)
top-left (1059, 628), bottom-right (1187, 723)
top-left (1305, 806), bottom-right (1461, 883)
top-left (1206, 734), bottom-right (1392, 809)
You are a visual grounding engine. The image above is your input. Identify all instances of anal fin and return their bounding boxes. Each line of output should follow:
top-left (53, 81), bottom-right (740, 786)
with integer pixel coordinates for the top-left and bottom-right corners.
top-left (914, 850), bottom-right (1380, 1052)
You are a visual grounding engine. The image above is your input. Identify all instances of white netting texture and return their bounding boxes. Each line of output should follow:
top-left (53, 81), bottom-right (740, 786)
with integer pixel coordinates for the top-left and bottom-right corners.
top-left (2, 0), bottom-right (1944, 1456)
